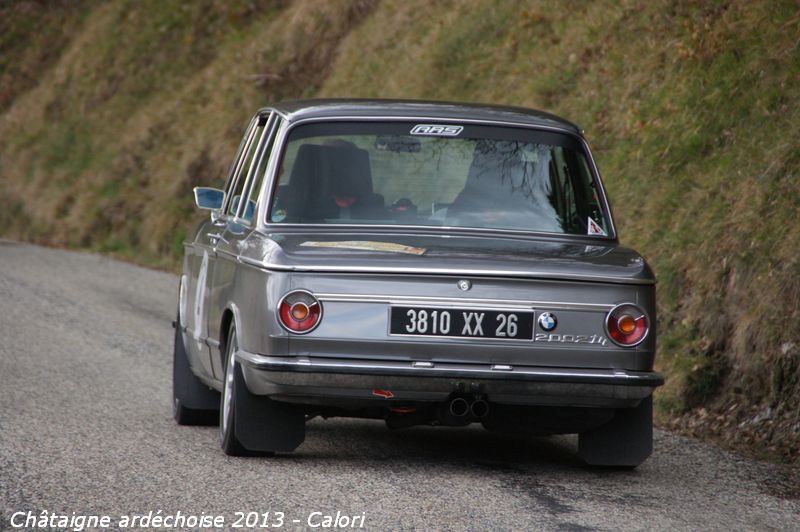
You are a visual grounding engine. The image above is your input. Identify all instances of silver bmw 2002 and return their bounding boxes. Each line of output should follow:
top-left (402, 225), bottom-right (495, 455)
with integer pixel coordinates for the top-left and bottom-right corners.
top-left (173, 99), bottom-right (663, 466)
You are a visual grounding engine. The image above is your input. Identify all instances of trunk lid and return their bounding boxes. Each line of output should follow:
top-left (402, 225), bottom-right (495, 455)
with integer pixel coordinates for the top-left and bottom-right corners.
top-left (262, 231), bottom-right (654, 285)
top-left (251, 232), bottom-right (656, 372)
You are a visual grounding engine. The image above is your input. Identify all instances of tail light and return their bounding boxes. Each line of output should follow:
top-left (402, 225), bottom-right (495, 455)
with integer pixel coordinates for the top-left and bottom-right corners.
top-left (278, 290), bottom-right (322, 333)
top-left (605, 303), bottom-right (649, 347)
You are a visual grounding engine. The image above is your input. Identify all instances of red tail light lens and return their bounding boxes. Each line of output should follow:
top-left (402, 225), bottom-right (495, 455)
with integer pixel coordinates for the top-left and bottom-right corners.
top-left (605, 303), bottom-right (649, 347)
top-left (278, 291), bottom-right (322, 333)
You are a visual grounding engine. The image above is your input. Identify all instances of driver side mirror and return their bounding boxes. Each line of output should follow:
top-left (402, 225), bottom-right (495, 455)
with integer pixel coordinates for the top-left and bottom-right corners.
top-left (193, 187), bottom-right (224, 210)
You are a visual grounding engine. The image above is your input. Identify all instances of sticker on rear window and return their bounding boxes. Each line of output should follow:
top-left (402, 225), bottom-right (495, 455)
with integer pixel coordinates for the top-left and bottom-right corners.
top-left (587, 217), bottom-right (607, 236)
top-left (410, 124), bottom-right (463, 137)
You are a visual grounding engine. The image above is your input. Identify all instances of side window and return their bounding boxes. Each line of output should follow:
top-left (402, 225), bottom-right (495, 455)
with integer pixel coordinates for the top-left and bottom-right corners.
top-left (239, 116), bottom-right (280, 223)
top-left (226, 118), bottom-right (266, 217)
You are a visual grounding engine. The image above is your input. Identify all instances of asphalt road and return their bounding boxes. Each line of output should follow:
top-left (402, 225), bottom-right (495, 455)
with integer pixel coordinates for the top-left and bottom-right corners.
top-left (1, 240), bottom-right (798, 531)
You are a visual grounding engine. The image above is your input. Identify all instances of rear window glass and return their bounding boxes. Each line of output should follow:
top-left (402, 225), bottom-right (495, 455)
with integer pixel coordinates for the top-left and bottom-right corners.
top-left (268, 122), bottom-right (611, 237)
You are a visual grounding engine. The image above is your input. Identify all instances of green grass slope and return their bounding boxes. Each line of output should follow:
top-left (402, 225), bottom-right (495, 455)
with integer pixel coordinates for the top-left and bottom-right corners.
top-left (1, 0), bottom-right (798, 462)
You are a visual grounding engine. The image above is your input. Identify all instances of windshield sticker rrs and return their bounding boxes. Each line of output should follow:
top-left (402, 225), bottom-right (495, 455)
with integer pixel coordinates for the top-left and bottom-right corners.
top-left (410, 124), bottom-right (463, 136)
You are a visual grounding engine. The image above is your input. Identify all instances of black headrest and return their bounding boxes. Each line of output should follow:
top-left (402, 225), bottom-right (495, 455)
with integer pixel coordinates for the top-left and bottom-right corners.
top-left (326, 144), bottom-right (373, 197)
top-left (285, 144), bottom-right (329, 220)
top-left (285, 143), bottom-right (374, 221)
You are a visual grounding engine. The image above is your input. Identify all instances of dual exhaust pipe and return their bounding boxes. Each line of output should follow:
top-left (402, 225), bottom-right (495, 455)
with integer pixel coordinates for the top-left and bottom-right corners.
top-left (443, 396), bottom-right (490, 425)
top-left (385, 395), bottom-right (491, 429)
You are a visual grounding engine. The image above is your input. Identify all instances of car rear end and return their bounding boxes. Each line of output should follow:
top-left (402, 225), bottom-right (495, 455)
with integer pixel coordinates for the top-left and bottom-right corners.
top-left (238, 256), bottom-right (660, 414)
top-left (232, 101), bottom-right (662, 465)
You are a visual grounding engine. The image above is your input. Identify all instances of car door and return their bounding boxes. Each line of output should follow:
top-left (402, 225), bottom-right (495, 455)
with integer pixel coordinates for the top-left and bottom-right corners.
top-left (206, 112), bottom-right (279, 378)
top-left (183, 115), bottom-right (259, 378)
top-left (184, 224), bottom-right (218, 380)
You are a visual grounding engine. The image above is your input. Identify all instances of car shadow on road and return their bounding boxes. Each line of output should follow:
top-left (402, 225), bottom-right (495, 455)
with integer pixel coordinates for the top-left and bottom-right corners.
top-left (289, 418), bottom-right (628, 474)
top-left (188, 416), bottom-right (642, 478)
top-left (281, 419), bottom-right (645, 518)
top-left (188, 417), bottom-right (647, 522)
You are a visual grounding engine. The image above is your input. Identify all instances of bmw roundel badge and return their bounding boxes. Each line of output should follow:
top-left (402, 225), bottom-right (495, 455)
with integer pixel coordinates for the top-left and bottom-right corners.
top-left (538, 312), bottom-right (557, 331)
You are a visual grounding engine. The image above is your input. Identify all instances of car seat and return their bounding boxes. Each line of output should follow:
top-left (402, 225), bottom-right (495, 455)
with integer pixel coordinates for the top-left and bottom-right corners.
top-left (285, 144), bottom-right (384, 222)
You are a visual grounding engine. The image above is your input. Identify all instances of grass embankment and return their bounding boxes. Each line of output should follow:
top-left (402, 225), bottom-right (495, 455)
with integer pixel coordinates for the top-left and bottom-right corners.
top-left (1, 0), bottom-right (798, 462)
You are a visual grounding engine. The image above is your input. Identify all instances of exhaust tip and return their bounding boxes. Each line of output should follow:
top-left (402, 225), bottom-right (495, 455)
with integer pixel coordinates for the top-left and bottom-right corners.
top-left (449, 397), bottom-right (470, 417)
top-left (470, 399), bottom-right (490, 419)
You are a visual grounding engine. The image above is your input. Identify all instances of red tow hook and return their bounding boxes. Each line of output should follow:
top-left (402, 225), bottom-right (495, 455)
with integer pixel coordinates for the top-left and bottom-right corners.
top-left (372, 389), bottom-right (394, 399)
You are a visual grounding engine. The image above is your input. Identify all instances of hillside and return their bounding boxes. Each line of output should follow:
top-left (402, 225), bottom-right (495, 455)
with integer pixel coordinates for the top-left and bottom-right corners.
top-left (1, 0), bottom-right (798, 462)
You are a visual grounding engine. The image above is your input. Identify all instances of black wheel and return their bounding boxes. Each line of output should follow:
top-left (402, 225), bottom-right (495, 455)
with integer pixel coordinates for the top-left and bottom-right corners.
top-left (578, 395), bottom-right (654, 468)
top-left (173, 315), bottom-right (219, 426)
top-left (219, 321), bottom-right (306, 456)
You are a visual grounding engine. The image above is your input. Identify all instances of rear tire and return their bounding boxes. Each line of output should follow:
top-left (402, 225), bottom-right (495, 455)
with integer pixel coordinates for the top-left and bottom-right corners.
top-left (578, 395), bottom-right (653, 468)
top-left (173, 315), bottom-right (219, 426)
top-left (220, 322), bottom-right (305, 456)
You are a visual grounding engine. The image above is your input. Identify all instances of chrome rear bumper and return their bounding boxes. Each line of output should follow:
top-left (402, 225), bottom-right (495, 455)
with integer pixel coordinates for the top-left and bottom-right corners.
top-left (236, 351), bottom-right (663, 408)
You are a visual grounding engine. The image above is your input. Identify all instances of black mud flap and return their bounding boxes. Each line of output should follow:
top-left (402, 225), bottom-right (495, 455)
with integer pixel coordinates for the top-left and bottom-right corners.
top-left (173, 319), bottom-right (219, 424)
top-left (578, 395), bottom-right (653, 467)
top-left (233, 364), bottom-right (306, 453)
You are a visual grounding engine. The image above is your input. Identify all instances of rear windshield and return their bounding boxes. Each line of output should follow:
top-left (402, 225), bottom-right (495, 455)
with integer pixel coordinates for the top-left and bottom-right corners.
top-left (268, 122), bottom-right (611, 237)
